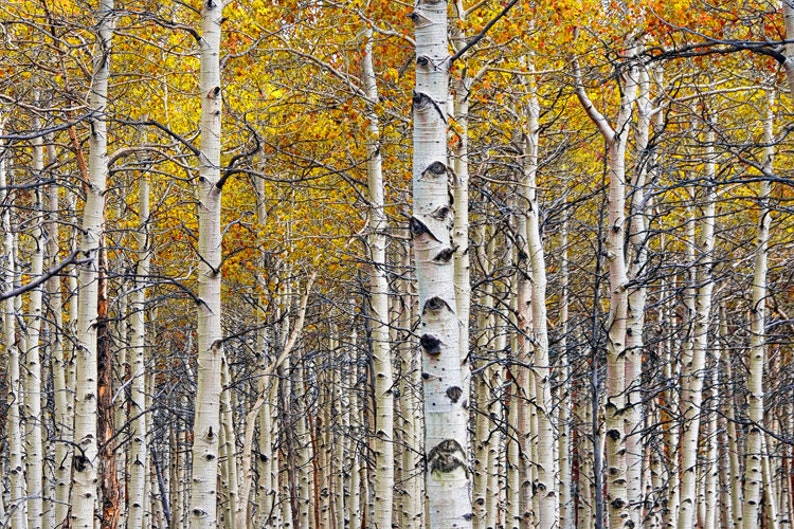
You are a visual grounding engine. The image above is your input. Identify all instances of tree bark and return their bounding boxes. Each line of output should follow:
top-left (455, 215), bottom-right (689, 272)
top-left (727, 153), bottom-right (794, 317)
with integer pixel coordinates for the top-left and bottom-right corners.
top-left (362, 24), bottom-right (395, 529)
top-left (188, 0), bottom-right (226, 527)
top-left (411, 0), bottom-right (472, 526)
top-left (72, 1), bottom-right (114, 526)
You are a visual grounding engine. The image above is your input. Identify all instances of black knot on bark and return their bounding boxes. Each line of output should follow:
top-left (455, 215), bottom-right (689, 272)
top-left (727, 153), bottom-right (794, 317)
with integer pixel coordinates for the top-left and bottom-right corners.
top-left (607, 429), bottom-right (621, 441)
top-left (416, 55), bottom-right (430, 68)
top-left (427, 439), bottom-right (467, 475)
top-left (423, 296), bottom-right (451, 314)
top-left (446, 386), bottom-right (462, 403)
top-left (434, 247), bottom-right (454, 263)
top-left (409, 217), bottom-right (430, 237)
top-left (412, 91), bottom-right (432, 110)
top-left (74, 455), bottom-right (90, 472)
top-left (431, 205), bottom-right (451, 220)
top-left (420, 334), bottom-right (442, 355)
top-left (426, 161), bottom-right (447, 175)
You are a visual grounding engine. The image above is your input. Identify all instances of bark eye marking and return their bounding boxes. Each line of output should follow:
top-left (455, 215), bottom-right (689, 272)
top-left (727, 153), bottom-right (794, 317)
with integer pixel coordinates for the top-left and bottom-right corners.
top-left (427, 439), bottom-right (467, 476)
top-left (446, 386), bottom-right (462, 403)
top-left (423, 296), bottom-right (451, 314)
top-left (431, 205), bottom-right (450, 220)
top-left (434, 247), bottom-right (454, 263)
top-left (426, 161), bottom-right (447, 176)
top-left (420, 334), bottom-right (442, 355)
top-left (410, 216), bottom-right (430, 237)
top-left (74, 455), bottom-right (90, 472)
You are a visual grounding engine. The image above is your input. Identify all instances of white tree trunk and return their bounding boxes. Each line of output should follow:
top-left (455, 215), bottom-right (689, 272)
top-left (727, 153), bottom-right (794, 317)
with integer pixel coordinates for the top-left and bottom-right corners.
top-left (2, 115), bottom-right (28, 529)
top-left (558, 217), bottom-right (575, 529)
top-left (521, 55), bottom-right (558, 529)
top-left (189, 0), bottom-right (226, 527)
top-left (625, 64), bottom-right (653, 529)
top-left (72, 2), bottom-right (114, 526)
top-left (678, 133), bottom-right (716, 529)
top-left (451, 0), bottom-right (472, 413)
top-left (46, 147), bottom-right (71, 529)
top-left (411, 0), bottom-right (471, 526)
top-left (574, 46), bottom-right (638, 529)
top-left (743, 88), bottom-right (776, 529)
top-left (362, 25), bottom-right (395, 529)
top-left (127, 175), bottom-right (149, 529)
top-left (24, 121), bottom-right (46, 529)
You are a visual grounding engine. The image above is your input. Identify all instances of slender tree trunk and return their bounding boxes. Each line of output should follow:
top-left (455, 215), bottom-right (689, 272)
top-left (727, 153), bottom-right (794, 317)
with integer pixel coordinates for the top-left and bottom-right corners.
top-left (574, 45), bottom-right (639, 529)
top-left (46, 145), bottom-right (71, 529)
top-left (72, 2), bottom-right (114, 526)
top-left (219, 358), bottom-right (239, 529)
top-left (24, 123), bottom-right (46, 529)
top-left (472, 251), bottom-right (494, 529)
top-left (411, 0), bottom-right (471, 526)
top-left (362, 24), bottom-right (395, 529)
top-left (188, 0), bottom-right (226, 526)
top-left (521, 53), bottom-right (558, 529)
top-left (2, 115), bottom-right (28, 529)
top-left (451, 0), bottom-right (472, 417)
top-left (559, 217), bottom-right (575, 529)
top-left (98, 243), bottom-right (121, 529)
top-left (625, 64), bottom-right (653, 529)
top-left (127, 175), bottom-right (150, 529)
top-left (743, 88), bottom-right (776, 529)
top-left (678, 132), bottom-right (716, 529)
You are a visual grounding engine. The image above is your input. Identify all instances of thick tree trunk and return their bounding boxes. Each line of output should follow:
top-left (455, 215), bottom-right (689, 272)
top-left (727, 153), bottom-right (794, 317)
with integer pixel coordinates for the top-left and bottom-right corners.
top-left (411, 0), bottom-right (472, 527)
top-left (72, 2), bottom-right (114, 527)
top-left (188, 0), bottom-right (226, 527)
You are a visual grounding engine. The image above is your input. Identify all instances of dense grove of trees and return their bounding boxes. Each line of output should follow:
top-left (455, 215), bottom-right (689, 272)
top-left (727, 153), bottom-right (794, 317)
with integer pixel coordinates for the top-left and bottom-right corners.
top-left (1, 1), bottom-right (793, 528)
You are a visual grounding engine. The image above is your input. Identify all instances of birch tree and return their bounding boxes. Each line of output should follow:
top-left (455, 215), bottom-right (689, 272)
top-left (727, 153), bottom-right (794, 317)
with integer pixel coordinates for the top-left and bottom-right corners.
top-left (72, 1), bottom-right (114, 527)
top-left (127, 173), bottom-right (150, 529)
top-left (411, 0), bottom-right (472, 526)
top-left (188, 0), bottom-right (227, 526)
top-left (742, 87), bottom-right (775, 529)
top-left (574, 41), bottom-right (639, 529)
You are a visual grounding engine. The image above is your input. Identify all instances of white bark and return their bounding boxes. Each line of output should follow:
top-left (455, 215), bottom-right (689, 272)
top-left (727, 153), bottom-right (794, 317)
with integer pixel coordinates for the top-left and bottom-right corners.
top-left (46, 146), bottom-right (70, 529)
top-left (127, 176), bottom-right (149, 529)
top-left (189, 0), bottom-right (226, 527)
top-left (411, 0), bottom-right (471, 526)
top-left (782, 1), bottom-right (794, 94)
top-left (451, 0), bottom-right (472, 413)
top-left (559, 218), bottom-right (574, 529)
top-left (521, 55), bottom-right (558, 529)
top-left (22, 124), bottom-right (46, 529)
top-left (625, 64), bottom-right (652, 529)
top-left (574, 46), bottom-right (639, 529)
top-left (2, 115), bottom-right (28, 529)
top-left (742, 88), bottom-right (775, 529)
top-left (72, 2), bottom-right (114, 526)
top-left (362, 25), bottom-right (395, 529)
top-left (678, 133), bottom-right (716, 529)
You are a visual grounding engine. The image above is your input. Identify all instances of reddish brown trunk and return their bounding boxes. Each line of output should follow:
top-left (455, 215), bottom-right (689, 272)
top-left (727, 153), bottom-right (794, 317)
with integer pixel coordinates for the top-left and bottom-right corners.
top-left (98, 247), bottom-right (121, 529)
